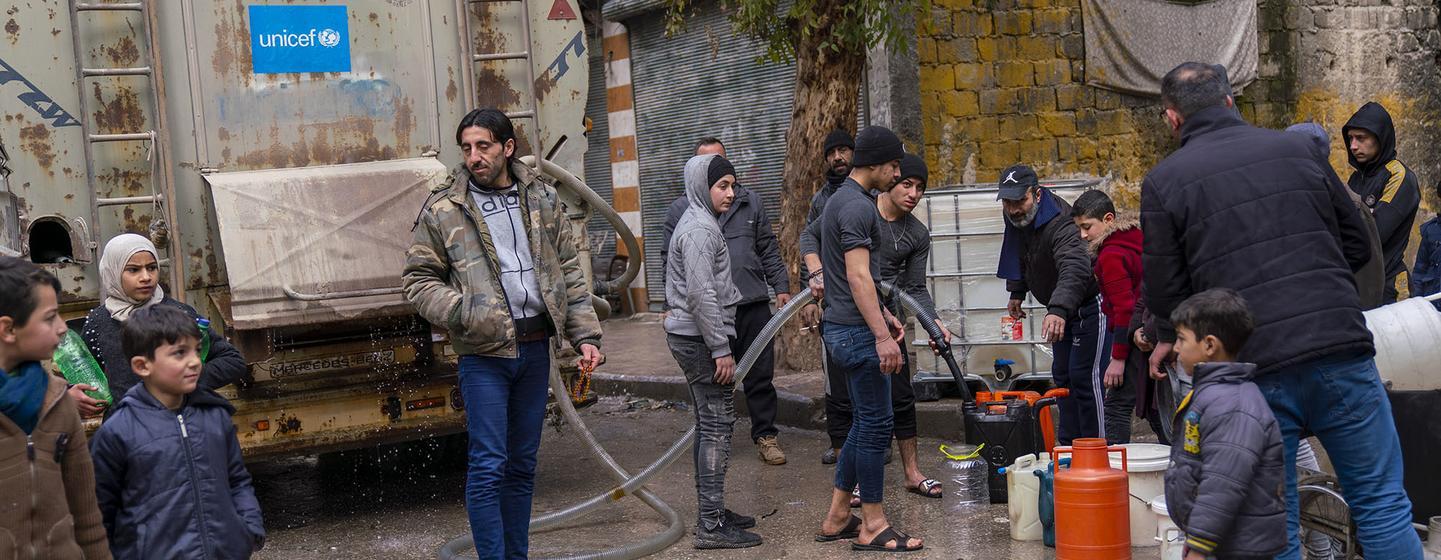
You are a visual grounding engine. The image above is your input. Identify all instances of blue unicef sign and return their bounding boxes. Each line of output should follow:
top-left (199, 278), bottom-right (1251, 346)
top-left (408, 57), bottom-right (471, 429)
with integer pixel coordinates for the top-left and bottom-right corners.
top-left (248, 5), bottom-right (351, 74)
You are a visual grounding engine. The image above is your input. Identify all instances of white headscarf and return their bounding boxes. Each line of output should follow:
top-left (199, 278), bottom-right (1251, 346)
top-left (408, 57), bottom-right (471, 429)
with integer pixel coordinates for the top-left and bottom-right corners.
top-left (100, 234), bottom-right (165, 322)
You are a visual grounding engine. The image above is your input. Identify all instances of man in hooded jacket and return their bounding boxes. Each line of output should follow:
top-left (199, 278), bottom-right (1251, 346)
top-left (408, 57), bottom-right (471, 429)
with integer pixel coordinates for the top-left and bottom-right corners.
top-left (1343, 102), bottom-right (1421, 303)
top-left (665, 154), bottom-right (761, 549)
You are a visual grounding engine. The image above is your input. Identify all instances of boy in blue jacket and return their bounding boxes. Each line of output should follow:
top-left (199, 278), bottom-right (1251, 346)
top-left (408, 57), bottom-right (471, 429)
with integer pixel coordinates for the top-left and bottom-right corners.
top-left (1164, 288), bottom-right (1285, 560)
top-left (91, 305), bottom-right (264, 559)
top-left (1411, 183), bottom-right (1440, 304)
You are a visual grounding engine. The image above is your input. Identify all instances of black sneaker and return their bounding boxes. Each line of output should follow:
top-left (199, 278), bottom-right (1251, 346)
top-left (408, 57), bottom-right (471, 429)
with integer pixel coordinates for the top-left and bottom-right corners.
top-left (695, 522), bottom-right (763, 549)
top-left (723, 509), bottom-right (756, 529)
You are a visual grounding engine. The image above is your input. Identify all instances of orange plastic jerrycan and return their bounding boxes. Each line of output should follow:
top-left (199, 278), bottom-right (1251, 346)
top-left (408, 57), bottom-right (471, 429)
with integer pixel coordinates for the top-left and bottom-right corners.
top-left (1053, 438), bottom-right (1130, 559)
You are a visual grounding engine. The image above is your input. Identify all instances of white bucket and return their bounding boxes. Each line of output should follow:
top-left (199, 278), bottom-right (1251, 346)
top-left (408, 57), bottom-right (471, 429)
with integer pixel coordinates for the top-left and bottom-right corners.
top-left (1152, 495), bottom-right (1184, 560)
top-left (1109, 443), bottom-right (1171, 547)
top-left (1364, 297), bottom-right (1441, 391)
top-left (1005, 453), bottom-right (1051, 541)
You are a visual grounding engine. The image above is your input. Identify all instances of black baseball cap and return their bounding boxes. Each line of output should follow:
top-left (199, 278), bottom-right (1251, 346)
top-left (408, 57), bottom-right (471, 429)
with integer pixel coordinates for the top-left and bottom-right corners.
top-left (996, 164), bottom-right (1039, 201)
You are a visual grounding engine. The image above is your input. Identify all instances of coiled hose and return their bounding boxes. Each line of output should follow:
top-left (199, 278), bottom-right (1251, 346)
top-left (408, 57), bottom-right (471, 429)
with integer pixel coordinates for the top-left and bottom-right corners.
top-left (437, 280), bottom-right (968, 558)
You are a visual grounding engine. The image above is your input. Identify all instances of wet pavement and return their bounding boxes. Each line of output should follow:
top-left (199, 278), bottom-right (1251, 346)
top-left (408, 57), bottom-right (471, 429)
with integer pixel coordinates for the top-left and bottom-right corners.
top-left (251, 396), bottom-right (1164, 559)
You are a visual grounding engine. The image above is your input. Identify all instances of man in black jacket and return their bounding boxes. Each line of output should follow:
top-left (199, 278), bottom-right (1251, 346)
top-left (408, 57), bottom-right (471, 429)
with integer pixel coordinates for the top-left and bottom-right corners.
top-left (1343, 101), bottom-right (1422, 303)
top-left (661, 137), bottom-right (793, 465)
top-left (997, 164), bottom-right (1104, 444)
top-left (1142, 62), bottom-right (1420, 559)
top-left (800, 129), bottom-right (856, 324)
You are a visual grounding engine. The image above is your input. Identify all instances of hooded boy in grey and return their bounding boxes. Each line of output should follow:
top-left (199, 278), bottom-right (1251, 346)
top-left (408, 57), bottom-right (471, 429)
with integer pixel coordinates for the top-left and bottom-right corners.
top-left (665, 154), bottom-right (743, 357)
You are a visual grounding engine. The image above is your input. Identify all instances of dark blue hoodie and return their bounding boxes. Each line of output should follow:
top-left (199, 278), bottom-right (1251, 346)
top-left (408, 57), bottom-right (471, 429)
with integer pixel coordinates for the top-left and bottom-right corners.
top-left (91, 384), bottom-right (264, 560)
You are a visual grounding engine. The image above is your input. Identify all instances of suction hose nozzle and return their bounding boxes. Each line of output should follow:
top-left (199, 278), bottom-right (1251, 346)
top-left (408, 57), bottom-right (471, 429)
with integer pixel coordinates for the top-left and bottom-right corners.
top-left (882, 283), bottom-right (973, 402)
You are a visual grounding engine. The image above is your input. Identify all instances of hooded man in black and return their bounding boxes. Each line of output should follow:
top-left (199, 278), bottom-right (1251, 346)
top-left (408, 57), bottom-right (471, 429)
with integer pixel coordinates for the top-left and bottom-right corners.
top-left (1343, 102), bottom-right (1422, 303)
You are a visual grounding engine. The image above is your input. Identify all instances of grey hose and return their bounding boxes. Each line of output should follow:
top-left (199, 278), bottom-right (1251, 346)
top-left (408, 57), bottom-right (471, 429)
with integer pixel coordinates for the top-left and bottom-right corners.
top-left (439, 281), bottom-right (965, 559)
top-left (519, 156), bottom-right (642, 297)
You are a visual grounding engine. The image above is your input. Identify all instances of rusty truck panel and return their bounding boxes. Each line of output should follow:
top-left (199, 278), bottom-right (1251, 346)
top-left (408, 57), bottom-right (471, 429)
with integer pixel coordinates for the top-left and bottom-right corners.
top-left (2, 0), bottom-right (592, 456)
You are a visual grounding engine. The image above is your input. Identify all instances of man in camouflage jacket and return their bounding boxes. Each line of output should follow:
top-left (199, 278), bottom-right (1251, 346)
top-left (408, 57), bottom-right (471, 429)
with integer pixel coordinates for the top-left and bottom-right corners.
top-left (403, 108), bottom-right (603, 559)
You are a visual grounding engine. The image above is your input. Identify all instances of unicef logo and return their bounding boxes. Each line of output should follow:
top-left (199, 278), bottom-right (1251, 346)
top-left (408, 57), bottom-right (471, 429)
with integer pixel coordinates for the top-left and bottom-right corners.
top-left (317, 28), bottom-right (342, 48)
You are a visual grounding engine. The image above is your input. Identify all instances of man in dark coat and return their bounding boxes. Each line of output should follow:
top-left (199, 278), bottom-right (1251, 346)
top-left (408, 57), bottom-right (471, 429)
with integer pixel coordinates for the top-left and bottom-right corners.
top-left (660, 138), bottom-right (792, 465)
top-left (997, 164), bottom-right (1104, 444)
top-left (1343, 101), bottom-right (1422, 303)
top-left (1142, 61), bottom-right (1420, 559)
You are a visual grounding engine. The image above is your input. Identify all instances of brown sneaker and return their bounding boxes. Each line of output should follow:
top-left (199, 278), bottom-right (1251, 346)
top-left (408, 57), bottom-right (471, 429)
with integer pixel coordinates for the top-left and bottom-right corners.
top-left (757, 436), bottom-right (787, 465)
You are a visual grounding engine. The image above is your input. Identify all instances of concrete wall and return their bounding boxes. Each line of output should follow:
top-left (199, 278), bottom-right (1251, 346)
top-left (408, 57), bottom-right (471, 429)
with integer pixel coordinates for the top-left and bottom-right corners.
top-left (920, 0), bottom-right (1441, 214)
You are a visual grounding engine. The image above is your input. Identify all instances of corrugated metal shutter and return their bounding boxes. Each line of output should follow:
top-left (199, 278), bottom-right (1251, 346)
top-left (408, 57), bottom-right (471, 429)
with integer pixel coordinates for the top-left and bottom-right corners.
top-left (583, 31), bottom-right (616, 264)
top-left (628, 5), bottom-right (796, 304)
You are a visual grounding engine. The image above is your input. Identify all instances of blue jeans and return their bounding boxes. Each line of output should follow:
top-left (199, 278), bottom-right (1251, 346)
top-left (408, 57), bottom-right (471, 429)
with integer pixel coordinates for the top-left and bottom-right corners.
top-left (1253, 352), bottom-right (1422, 560)
top-left (458, 341), bottom-right (551, 560)
top-left (823, 322), bottom-right (893, 504)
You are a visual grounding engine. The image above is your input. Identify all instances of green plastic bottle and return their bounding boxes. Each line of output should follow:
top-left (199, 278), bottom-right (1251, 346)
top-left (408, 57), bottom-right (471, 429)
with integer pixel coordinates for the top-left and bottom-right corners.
top-left (197, 318), bottom-right (212, 362)
top-left (53, 330), bottom-right (112, 404)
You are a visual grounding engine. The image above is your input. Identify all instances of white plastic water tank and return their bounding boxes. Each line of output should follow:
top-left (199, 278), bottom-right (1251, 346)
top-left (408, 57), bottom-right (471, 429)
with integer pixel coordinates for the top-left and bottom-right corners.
top-left (1363, 296), bottom-right (1441, 391)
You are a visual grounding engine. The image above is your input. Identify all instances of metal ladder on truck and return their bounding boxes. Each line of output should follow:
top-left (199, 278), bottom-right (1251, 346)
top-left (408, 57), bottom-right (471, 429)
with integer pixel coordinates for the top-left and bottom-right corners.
top-left (456, 0), bottom-right (549, 167)
top-left (66, 0), bottom-right (184, 301)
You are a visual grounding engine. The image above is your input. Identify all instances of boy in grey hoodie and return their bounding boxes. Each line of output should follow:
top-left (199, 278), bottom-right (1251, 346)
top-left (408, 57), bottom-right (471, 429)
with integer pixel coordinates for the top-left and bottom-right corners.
top-left (664, 154), bottom-right (759, 549)
top-left (1165, 289), bottom-right (1284, 560)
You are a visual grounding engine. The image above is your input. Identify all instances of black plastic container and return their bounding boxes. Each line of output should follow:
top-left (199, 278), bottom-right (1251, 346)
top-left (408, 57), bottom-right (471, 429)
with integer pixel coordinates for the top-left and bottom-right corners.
top-left (1389, 390), bottom-right (1440, 524)
top-left (963, 399), bottom-right (1042, 503)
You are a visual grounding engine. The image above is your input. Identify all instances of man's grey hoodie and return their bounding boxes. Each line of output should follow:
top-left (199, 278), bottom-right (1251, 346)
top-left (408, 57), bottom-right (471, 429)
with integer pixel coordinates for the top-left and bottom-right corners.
top-left (664, 154), bottom-right (742, 358)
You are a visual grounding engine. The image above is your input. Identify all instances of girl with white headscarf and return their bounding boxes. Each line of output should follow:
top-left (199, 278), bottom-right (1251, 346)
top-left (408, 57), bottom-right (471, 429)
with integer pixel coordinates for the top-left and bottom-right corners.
top-left (71, 234), bottom-right (248, 417)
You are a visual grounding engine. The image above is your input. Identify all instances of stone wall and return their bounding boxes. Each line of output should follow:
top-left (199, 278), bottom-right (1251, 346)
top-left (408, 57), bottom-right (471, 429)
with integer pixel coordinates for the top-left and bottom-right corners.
top-left (920, 0), bottom-right (1441, 215)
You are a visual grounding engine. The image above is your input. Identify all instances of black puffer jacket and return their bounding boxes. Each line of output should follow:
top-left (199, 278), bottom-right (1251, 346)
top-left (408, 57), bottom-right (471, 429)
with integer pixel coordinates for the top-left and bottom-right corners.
top-left (1141, 105), bottom-right (1374, 374)
top-left (91, 385), bottom-right (265, 559)
top-left (1165, 362), bottom-right (1284, 558)
top-left (82, 298), bottom-right (248, 400)
top-left (1004, 190), bottom-right (1096, 319)
top-left (1343, 102), bottom-right (1422, 301)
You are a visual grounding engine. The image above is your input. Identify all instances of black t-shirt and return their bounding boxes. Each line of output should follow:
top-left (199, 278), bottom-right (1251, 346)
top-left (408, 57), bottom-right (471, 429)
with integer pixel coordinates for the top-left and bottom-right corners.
top-left (820, 179), bottom-right (881, 325)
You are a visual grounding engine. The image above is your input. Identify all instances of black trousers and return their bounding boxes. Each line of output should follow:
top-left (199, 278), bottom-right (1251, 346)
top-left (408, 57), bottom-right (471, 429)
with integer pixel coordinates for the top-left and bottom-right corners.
top-left (733, 301), bottom-right (779, 442)
top-left (824, 336), bottom-right (917, 449)
top-left (1052, 300), bottom-right (1105, 445)
top-left (1103, 342), bottom-right (1169, 445)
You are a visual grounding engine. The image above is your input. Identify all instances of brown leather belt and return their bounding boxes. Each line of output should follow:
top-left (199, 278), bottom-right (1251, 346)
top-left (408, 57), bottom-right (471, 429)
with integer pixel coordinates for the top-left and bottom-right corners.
top-left (516, 330), bottom-right (550, 343)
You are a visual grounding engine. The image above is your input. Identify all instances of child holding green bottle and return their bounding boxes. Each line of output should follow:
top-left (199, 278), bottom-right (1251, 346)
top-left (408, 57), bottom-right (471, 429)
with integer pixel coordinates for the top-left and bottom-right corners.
top-left (71, 234), bottom-right (247, 418)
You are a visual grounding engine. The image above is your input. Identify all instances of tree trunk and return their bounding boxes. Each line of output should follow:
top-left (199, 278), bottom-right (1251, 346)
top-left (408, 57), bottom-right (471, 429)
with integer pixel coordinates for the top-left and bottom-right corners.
top-left (774, 5), bottom-right (866, 372)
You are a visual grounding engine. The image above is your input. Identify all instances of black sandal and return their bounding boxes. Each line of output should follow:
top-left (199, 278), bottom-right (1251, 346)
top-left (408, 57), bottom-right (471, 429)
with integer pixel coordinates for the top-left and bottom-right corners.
top-left (852, 526), bottom-right (924, 552)
top-left (906, 478), bottom-right (942, 499)
top-left (814, 514), bottom-right (862, 542)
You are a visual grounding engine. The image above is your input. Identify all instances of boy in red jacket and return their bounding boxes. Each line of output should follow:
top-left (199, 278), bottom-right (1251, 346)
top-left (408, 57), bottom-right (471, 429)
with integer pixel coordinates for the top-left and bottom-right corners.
top-left (1073, 190), bottom-right (1166, 443)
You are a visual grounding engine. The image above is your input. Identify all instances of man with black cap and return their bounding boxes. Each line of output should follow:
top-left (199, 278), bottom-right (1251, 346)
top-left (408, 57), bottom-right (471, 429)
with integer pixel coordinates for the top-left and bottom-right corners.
top-left (799, 129), bottom-right (861, 465)
top-left (800, 129), bottom-right (856, 323)
top-left (813, 126), bottom-right (923, 553)
top-left (996, 164), bottom-right (1103, 444)
top-left (1342, 101), bottom-right (1421, 303)
top-left (660, 137), bottom-right (793, 466)
top-left (825, 154), bottom-right (953, 503)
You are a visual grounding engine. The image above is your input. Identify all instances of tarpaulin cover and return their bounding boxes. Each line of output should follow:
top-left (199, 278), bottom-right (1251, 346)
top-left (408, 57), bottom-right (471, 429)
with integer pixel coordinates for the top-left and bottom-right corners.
top-left (205, 158), bottom-right (448, 329)
top-left (1081, 0), bottom-right (1258, 96)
